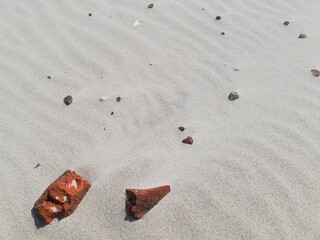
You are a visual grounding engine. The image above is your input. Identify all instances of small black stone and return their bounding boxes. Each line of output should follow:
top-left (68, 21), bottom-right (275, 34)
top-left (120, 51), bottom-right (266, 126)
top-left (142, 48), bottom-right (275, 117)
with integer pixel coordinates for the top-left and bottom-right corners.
top-left (178, 126), bottom-right (185, 132)
top-left (221, 32), bottom-right (225, 35)
top-left (88, 13), bottom-right (92, 17)
top-left (47, 76), bottom-right (51, 79)
top-left (202, 8), bottom-right (205, 11)
top-left (148, 3), bottom-right (154, 8)
top-left (116, 97), bottom-right (121, 102)
top-left (283, 21), bottom-right (290, 26)
top-left (215, 16), bottom-right (221, 20)
top-left (228, 92), bottom-right (239, 101)
top-left (111, 112), bottom-right (114, 115)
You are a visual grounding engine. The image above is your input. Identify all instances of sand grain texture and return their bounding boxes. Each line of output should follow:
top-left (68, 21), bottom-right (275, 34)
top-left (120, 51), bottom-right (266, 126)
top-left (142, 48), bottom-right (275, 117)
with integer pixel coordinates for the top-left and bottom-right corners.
top-left (1, 0), bottom-right (320, 239)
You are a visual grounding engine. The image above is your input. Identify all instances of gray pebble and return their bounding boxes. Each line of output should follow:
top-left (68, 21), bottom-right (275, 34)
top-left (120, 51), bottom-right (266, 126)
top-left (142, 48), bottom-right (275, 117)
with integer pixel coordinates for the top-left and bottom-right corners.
top-left (299, 33), bottom-right (307, 39)
top-left (178, 126), bottom-right (185, 131)
top-left (228, 92), bottom-right (239, 101)
top-left (283, 21), bottom-right (290, 26)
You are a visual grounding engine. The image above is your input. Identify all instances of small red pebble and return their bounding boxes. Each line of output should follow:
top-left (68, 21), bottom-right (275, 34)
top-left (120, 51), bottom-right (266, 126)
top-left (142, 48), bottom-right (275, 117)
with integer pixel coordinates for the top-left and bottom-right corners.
top-left (34, 170), bottom-right (91, 224)
top-left (63, 95), bottom-right (73, 105)
top-left (126, 185), bottom-right (170, 219)
top-left (182, 136), bottom-right (193, 145)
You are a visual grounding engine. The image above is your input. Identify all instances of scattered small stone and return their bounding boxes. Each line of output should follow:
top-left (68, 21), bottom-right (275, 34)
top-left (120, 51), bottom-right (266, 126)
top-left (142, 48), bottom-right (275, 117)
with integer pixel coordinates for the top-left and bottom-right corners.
top-left (148, 3), bottom-right (154, 8)
top-left (116, 97), bottom-right (121, 102)
top-left (99, 96), bottom-right (108, 102)
top-left (88, 13), bottom-right (92, 17)
top-left (126, 185), bottom-right (171, 219)
top-left (34, 170), bottom-right (91, 224)
top-left (47, 76), bottom-right (51, 79)
top-left (283, 21), bottom-right (290, 26)
top-left (311, 69), bottom-right (320, 77)
top-left (34, 163), bottom-right (40, 169)
top-left (182, 136), bottom-right (193, 145)
top-left (104, 127), bottom-right (106, 131)
top-left (149, 62), bottom-right (153, 66)
top-left (215, 16), bottom-right (221, 20)
top-left (234, 67), bottom-right (240, 71)
top-left (202, 8), bottom-right (205, 11)
top-left (221, 32), bottom-right (225, 35)
top-left (63, 95), bottom-right (73, 105)
top-left (178, 126), bottom-right (185, 132)
top-left (228, 92), bottom-right (239, 101)
top-left (298, 33), bottom-right (307, 39)
top-left (111, 112), bottom-right (114, 115)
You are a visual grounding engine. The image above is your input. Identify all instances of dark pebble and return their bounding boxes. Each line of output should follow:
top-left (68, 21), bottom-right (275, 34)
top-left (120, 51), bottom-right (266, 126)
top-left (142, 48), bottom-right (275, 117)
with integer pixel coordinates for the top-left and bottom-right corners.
top-left (283, 21), bottom-right (290, 26)
top-left (202, 8), bottom-right (205, 11)
top-left (63, 95), bottom-right (73, 105)
top-left (215, 16), bottom-right (221, 20)
top-left (47, 76), bottom-right (51, 79)
top-left (182, 136), bottom-right (193, 145)
top-left (116, 97), bottom-right (121, 102)
top-left (178, 126), bottom-right (185, 132)
top-left (311, 69), bottom-right (320, 77)
top-left (298, 33), bottom-right (307, 39)
top-left (228, 92), bottom-right (239, 101)
top-left (221, 32), bottom-right (225, 35)
top-left (111, 112), bottom-right (114, 115)
top-left (88, 13), bottom-right (92, 17)
top-left (148, 3), bottom-right (154, 8)
top-left (34, 163), bottom-right (40, 169)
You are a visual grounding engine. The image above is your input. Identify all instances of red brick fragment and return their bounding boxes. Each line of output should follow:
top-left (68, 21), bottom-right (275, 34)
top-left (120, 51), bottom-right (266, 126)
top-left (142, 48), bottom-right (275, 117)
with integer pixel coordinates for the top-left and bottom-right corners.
top-left (34, 170), bottom-right (91, 224)
top-left (126, 185), bottom-right (170, 219)
top-left (182, 136), bottom-right (193, 145)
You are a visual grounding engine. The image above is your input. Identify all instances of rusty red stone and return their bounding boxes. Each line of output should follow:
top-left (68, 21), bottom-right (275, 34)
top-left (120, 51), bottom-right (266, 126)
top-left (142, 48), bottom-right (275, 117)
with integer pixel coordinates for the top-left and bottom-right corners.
top-left (34, 170), bottom-right (91, 224)
top-left (182, 136), bottom-right (193, 145)
top-left (126, 185), bottom-right (170, 219)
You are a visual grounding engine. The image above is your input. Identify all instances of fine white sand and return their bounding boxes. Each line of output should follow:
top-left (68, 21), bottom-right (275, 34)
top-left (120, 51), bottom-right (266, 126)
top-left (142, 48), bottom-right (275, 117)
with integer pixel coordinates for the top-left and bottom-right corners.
top-left (1, 0), bottom-right (320, 239)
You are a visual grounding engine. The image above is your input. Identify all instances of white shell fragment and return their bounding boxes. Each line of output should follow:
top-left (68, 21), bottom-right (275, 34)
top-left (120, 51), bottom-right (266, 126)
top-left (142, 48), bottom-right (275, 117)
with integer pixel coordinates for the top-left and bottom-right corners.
top-left (134, 20), bottom-right (140, 27)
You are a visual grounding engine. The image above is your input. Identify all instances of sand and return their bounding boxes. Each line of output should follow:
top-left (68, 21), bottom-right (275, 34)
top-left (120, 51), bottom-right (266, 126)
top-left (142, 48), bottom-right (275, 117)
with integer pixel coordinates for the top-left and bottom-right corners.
top-left (1, 0), bottom-right (320, 239)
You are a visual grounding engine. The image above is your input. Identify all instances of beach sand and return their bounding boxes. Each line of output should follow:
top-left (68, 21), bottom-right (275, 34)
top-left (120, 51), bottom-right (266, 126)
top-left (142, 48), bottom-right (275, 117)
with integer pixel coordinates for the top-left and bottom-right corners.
top-left (1, 0), bottom-right (320, 239)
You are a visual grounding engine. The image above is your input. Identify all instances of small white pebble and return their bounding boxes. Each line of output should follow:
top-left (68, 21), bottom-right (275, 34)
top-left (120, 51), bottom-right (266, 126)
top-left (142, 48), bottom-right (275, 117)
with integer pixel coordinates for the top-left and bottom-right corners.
top-left (134, 20), bottom-right (140, 27)
top-left (99, 96), bottom-right (108, 102)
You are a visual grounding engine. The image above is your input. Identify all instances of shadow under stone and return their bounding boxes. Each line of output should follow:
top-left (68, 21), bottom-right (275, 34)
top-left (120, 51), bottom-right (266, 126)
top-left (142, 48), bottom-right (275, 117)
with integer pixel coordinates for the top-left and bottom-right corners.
top-left (31, 207), bottom-right (46, 229)
top-left (124, 207), bottom-right (138, 222)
